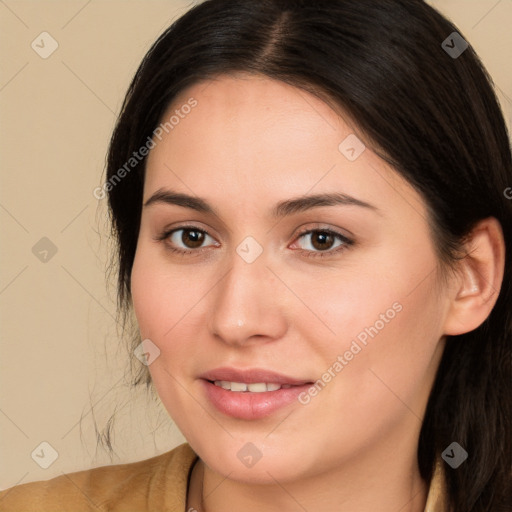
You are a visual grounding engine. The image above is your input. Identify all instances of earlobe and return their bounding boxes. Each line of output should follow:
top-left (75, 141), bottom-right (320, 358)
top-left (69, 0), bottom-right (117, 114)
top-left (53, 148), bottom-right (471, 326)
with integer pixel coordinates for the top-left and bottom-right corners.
top-left (443, 218), bottom-right (505, 336)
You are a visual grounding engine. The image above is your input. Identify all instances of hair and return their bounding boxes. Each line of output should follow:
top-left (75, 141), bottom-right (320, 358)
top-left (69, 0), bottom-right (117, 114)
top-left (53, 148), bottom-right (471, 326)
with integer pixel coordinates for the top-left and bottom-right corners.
top-left (102, 0), bottom-right (512, 510)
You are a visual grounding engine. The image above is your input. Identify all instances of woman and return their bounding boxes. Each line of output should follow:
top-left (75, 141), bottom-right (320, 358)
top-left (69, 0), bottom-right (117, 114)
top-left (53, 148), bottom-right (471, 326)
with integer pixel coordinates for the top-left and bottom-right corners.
top-left (1, 0), bottom-right (510, 510)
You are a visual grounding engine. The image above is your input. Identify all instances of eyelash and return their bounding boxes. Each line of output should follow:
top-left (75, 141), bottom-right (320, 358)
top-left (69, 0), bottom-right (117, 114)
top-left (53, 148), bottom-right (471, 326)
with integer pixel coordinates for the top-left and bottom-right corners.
top-left (154, 225), bottom-right (354, 259)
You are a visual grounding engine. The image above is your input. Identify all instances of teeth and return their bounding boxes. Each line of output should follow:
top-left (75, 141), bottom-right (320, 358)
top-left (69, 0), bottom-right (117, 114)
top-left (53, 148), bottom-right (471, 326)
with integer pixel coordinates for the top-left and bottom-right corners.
top-left (246, 383), bottom-right (266, 392)
top-left (213, 381), bottom-right (284, 392)
top-left (230, 382), bottom-right (248, 392)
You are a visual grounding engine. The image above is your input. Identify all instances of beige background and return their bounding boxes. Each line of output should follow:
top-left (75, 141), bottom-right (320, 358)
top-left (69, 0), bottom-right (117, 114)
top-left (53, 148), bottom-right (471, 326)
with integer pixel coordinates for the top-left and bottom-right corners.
top-left (1, 0), bottom-right (511, 489)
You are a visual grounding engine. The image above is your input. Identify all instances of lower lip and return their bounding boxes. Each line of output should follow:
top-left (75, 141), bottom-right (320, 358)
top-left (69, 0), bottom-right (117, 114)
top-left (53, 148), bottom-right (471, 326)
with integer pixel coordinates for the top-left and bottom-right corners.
top-left (201, 380), bottom-right (311, 420)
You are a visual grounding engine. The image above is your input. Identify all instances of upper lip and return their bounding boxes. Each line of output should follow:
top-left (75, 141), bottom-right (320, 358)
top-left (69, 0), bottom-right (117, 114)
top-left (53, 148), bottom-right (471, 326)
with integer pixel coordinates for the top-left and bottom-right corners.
top-left (199, 367), bottom-right (313, 386)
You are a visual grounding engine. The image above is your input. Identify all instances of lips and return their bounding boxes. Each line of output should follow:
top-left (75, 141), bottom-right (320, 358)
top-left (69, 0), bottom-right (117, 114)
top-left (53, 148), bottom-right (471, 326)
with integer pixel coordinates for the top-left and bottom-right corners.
top-left (199, 367), bottom-right (314, 420)
top-left (199, 367), bottom-right (312, 386)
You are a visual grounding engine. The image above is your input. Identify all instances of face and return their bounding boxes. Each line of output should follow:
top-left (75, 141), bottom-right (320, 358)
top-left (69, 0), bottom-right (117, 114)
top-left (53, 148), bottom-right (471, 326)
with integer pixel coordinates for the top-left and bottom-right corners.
top-left (130, 74), bottom-right (449, 484)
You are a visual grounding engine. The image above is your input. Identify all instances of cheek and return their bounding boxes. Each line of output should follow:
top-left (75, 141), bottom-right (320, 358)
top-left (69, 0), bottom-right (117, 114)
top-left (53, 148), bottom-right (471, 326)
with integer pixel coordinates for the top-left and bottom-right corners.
top-left (294, 248), bottom-right (444, 434)
top-left (130, 250), bottom-right (197, 418)
top-left (131, 247), bottom-right (198, 340)
top-left (130, 247), bottom-right (210, 383)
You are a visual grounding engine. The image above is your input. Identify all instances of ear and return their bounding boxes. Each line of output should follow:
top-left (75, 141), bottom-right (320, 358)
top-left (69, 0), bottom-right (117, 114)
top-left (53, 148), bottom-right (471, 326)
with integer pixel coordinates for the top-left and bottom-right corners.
top-left (443, 217), bottom-right (505, 336)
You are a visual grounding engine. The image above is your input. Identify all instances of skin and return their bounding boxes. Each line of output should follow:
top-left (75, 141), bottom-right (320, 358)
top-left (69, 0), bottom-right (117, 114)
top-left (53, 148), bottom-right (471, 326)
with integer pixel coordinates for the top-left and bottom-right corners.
top-left (130, 74), bottom-right (504, 512)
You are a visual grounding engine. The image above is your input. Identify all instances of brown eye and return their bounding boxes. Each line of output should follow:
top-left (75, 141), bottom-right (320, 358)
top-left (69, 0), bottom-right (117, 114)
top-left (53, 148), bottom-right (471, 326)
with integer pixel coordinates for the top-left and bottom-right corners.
top-left (162, 227), bottom-right (217, 252)
top-left (310, 231), bottom-right (335, 251)
top-left (181, 229), bottom-right (205, 248)
top-left (294, 228), bottom-right (352, 255)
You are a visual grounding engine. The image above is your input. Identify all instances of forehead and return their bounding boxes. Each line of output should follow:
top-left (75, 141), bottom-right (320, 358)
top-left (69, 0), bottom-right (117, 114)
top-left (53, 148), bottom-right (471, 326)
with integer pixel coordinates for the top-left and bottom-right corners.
top-left (143, 74), bottom-right (424, 220)
top-left (165, 74), bottom-right (346, 156)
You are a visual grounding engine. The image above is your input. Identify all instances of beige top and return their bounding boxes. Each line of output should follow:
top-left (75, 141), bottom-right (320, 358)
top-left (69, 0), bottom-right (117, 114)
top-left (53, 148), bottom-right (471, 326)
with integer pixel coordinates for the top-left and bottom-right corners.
top-left (0, 442), bottom-right (449, 511)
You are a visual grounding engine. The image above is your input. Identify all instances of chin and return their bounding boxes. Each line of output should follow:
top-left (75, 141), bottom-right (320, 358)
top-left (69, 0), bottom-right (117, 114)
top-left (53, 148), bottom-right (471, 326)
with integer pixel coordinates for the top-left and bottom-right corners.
top-left (189, 436), bottom-right (319, 484)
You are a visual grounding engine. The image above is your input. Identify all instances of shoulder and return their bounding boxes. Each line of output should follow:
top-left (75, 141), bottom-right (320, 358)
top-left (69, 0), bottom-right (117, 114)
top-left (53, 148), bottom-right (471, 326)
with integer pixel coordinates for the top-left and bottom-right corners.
top-left (0, 442), bottom-right (198, 512)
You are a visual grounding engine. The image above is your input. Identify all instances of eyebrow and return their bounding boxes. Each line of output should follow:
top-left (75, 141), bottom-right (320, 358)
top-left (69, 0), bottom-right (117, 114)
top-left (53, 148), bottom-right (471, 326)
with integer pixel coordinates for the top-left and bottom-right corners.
top-left (143, 188), bottom-right (379, 217)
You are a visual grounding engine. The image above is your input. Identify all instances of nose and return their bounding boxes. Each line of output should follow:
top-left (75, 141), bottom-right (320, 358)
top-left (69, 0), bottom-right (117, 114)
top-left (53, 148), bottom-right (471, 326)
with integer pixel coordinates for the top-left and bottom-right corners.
top-left (208, 251), bottom-right (288, 347)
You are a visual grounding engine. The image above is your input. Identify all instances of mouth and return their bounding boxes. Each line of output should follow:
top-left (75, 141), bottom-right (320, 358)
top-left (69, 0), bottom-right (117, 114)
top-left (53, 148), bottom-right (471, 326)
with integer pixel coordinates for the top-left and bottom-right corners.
top-left (199, 367), bottom-right (314, 420)
top-left (206, 380), bottom-right (304, 392)
top-left (199, 367), bottom-right (313, 387)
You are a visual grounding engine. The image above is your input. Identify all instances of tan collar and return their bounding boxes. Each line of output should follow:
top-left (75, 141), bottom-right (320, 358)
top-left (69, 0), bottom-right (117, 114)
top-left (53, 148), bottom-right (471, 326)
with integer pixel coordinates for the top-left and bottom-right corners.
top-left (424, 458), bottom-right (450, 512)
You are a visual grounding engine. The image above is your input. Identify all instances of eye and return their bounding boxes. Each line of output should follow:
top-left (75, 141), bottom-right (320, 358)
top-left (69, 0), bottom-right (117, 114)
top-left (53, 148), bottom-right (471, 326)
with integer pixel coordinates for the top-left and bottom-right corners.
top-left (156, 226), bottom-right (218, 254)
top-left (155, 225), bottom-right (353, 258)
top-left (292, 228), bottom-right (353, 257)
